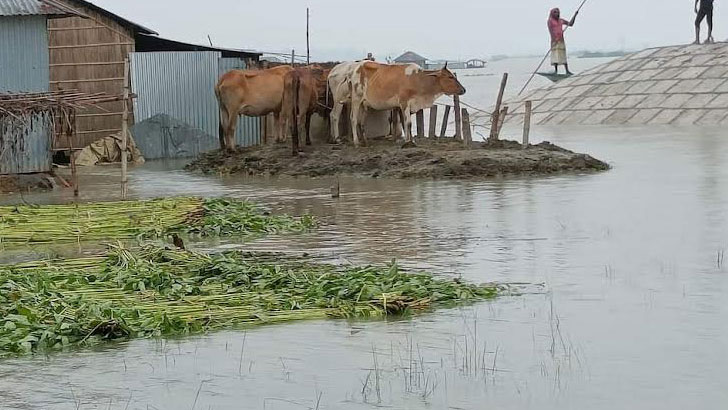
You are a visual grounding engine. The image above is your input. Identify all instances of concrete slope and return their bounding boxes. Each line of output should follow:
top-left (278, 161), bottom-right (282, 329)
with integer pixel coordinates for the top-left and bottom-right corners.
top-left (507, 43), bottom-right (728, 127)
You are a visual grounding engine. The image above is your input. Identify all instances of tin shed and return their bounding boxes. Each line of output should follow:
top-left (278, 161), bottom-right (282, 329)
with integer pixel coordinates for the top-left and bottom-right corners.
top-left (0, 0), bottom-right (75, 175)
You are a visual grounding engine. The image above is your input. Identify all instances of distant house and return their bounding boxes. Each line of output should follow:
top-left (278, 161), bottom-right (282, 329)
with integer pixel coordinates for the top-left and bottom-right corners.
top-left (426, 60), bottom-right (467, 70)
top-left (394, 51), bottom-right (427, 68)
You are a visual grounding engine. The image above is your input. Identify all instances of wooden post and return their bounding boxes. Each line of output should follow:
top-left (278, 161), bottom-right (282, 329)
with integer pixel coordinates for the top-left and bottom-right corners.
top-left (306, 9), bottom-right (310, 65)
top-left (121, 58), bottom-right (129, 199)
top-left (440, 105), bottom-right (451, 137)
top-left (415, 110), bottom-right (424, 138)
top-left (522, 101), bottom-right (532, 148)
top-left (489, 73), bottom-right (509, 141)
top-left (496, 106), bottom-right (509, 138)
top-left (67, 112), bottom-right (78, 197)
top-left (461, 108), bottom-right (472, 146)
top-left (261, 116), bottom-right (267, 145)
top-left (428, 105), bottom-right (438, 138)
top-left (453, 95), bottom-right (462, 140)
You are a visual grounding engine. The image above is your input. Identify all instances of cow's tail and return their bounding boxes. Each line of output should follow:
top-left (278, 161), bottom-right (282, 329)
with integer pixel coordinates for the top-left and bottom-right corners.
top-left (215, 82), bottom-right (229, 150)
top-left (290, 70), bottom-right (301, 156)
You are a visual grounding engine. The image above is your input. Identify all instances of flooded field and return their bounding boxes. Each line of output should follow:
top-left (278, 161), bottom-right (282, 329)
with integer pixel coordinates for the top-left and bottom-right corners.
top-left (2, 58), bottom-right (727, 409)
top-left (2, 124), bottom-right (727, 409)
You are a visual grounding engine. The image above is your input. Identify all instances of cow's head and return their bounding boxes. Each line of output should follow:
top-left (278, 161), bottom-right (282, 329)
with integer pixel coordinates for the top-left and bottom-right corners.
top-left (428, 64), bottom-right (466, 96)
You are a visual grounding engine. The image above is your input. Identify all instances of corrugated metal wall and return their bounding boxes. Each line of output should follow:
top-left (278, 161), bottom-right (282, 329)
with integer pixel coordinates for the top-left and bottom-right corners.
top-left (218, 57), bottom-right (261, 148)
top-left (0, 15), bottom-right (52, 175)
top-left (130, 52), bottom-right (261, 159)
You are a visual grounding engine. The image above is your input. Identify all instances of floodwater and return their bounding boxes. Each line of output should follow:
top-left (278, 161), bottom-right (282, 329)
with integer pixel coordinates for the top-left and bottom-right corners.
top-left (2, 57), bottom-right (728, 410)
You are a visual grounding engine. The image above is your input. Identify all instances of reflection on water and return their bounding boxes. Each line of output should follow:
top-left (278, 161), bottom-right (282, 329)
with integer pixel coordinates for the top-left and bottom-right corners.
top-left (1, 123), bottom-right (728, 409)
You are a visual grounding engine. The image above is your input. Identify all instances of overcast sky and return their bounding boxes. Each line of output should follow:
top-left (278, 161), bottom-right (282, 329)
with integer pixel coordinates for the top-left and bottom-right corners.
top-left (93, 0), bottom-right (710, 61)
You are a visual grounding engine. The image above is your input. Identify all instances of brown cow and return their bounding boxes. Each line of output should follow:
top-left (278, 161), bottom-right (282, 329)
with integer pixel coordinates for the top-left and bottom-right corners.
top-left (350, 62), bottom-right (465, 146)
top-left (282, 66), bottom-right (331, 155)
top-left (215, 65), bottom-right (293, 151)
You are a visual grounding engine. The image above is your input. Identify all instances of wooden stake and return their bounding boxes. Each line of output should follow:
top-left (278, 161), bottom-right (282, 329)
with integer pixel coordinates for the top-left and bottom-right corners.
top-left (68, 112), bottom-right (78, 197)
top-left (415, 110), bottom-right (424, 138)
top-left (306, 8), bottom-right (310, 65)
top-left (489, 73), bottom-right (509, 141)
top-left (496, 106), bottom-right (509, 138)
top-left (462, 108), bottom-right (472, 146)
top-left (522, 101), bottom-right (532, 148)
top-left (121, 57), bottom-right (129, 199)
top-left (291, 49), bottom-right (295, 65)
top-left (428, 105), bottom-right (438, 138)
top-left (440, 105), bottom-right (451, 137)
top-left (453, 96), bottom-right (462, 140)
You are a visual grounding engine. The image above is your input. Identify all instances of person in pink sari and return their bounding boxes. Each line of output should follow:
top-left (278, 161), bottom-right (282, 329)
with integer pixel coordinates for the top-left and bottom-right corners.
top-left (548, 8), bottom-right (578, 75)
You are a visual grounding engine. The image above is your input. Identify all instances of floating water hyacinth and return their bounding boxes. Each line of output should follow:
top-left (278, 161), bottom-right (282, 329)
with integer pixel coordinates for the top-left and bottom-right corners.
top-left (0, 197), bottom-right (316, 245)
top-left (0, 244), bottom-right (500, 356)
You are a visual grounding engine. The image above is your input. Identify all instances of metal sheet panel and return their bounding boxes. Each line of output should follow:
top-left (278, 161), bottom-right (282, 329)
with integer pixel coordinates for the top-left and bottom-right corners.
top-left (0, 15), bottom-right (52, 174)
top-left (218, 57), bottom-right (261, 148)
top-left (0, 114), bottom-right (52, 174)
top-left (0, 0), bottom-right (67, 16)
top-left (0, 15), bottom-right (49, 92)
top-left (131, 51), bottom-right (220, 159)
top-left (130, 52), bottom-right (260, 159)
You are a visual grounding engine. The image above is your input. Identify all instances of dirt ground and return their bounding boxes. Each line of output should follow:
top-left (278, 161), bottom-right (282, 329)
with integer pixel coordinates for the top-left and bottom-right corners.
top-left (0, 173), bottom-right (57, 193)
top-left (185, 138), bottom-right (610, 179)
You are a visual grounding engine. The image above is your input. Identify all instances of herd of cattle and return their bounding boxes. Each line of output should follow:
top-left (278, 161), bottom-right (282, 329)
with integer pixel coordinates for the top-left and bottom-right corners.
top-left (215, 60), bottom-right (467, 155)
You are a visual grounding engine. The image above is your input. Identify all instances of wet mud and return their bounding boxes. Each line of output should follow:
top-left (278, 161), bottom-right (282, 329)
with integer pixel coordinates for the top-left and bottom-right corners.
top-left (185, 138), bottom-right (610, 179)
top-left (0, 173), bottom-right (58, 193)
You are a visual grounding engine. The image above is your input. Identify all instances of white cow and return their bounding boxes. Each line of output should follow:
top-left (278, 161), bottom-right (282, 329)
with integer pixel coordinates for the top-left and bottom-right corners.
top-left (327, 61), bottom-right (364, 143)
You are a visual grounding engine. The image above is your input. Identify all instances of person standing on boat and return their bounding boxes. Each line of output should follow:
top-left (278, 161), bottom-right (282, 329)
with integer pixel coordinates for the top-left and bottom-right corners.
top-left (694, 0), bottom-right (715, 44)
top-left (548, 7), bottom-right (578, 75)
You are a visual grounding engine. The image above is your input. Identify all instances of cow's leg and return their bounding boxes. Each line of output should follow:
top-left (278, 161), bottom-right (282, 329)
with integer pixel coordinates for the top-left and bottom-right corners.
top-left (274, 111), bottom-right (285, 143)
top-left (391, 108), bottom-right (403, 139)
top-left (351, 99), bottom-right (364, 147)
top-left (291, 113), bottom-right (300, 156)
top-left (401, 105), bottom-right (413, 143)
top-left (224, 112), bottom-right (239, 151)
top-left (305, 112), bottom-right (312, 146)
top-left (330, 102), bottom-right (343, 143)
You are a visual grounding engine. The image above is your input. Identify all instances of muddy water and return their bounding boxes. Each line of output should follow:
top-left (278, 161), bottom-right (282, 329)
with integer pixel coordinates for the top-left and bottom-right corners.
top-left (1, 125), bottom-right (727, 410)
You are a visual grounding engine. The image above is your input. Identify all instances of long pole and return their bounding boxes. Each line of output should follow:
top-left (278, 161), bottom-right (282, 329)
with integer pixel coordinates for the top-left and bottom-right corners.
top-left (306, 8), bottom-right (310, 65)
top-left (121, 58), bottom-right (129, 199)
top-left (518, 0), bottom-right (589, 96)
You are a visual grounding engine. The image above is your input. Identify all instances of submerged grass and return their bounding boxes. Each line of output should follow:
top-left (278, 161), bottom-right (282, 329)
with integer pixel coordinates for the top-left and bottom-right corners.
top-left (0, 244), bottom-right (499, 357)
top-left (0, 197), bottom-right (316, 245)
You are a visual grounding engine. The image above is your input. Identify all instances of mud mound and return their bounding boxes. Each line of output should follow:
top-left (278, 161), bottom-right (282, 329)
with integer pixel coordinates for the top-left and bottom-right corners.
top-left (185, 138), bottom-right (609, 179)
top-left (0, 173), bottom-right (57, 193)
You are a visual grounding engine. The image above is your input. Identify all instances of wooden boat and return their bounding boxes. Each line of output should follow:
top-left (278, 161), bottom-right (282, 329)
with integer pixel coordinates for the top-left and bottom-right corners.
top-left (537, 72), bottom-right (574, 83)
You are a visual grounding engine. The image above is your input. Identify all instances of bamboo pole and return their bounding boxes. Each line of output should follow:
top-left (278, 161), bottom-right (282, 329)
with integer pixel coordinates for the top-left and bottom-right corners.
top-left (462, 108), bottom-right (472, 146)
top-left (453, 96), bottom-right (462, 140)
top-left (291, 49), bottom-right (295, 65)
top-left (121, 58), bottom-right (130, 199)
top-left (496, 106), bottom-right (509, 138)
top-left (428, 105), bottom-right (438, 138)
top-left (306, 8), bottom-right (310, 65)
top-left (489, 73), bottom-right (509, 141)
top-left (440, 105), bottom-right (451, 137)
top-left (68, 112), bottom-right (78, 197)
top-left (522, 101), bottom-right (532, 148)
